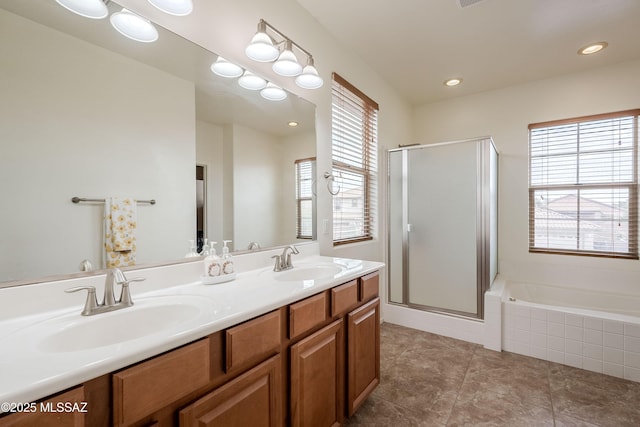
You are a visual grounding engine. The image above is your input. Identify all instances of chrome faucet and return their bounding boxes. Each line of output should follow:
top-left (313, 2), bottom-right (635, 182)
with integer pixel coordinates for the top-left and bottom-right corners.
top-left (272, 245), bottom-right (299, 272)
top-left (65, 268), bottom-right (145, 316)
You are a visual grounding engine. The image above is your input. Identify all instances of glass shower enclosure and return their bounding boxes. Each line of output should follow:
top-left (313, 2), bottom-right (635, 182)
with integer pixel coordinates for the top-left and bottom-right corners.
top-left (388, 137), bottom-right (498, 319)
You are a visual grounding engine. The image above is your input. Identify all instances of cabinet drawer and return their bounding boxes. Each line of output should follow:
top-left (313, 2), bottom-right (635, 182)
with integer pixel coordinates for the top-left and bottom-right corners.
top-left (331, 280), bottom-right (358, 316)
top-left (359, 272), bottom-right (379, 302)
top-left (289, 292), bottom-right (327, 339)
top-left (112, 338), bottom-right (210, 426)
top-left (226, 310), bottom-right (281, 373)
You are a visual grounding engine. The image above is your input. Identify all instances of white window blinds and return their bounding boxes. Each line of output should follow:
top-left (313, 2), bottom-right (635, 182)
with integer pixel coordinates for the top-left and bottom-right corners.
top-left (295, 158), bottom-right (315, 239)
top-left (331, 73), bottom-right (378, 245)
top-left (528, 110), bottom-right (639, 258)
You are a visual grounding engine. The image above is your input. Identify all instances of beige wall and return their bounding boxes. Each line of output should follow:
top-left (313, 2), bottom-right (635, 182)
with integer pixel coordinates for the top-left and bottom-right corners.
top-left (196, 121), bottom-right (315, 252)
top-left (413, 58), bottom-right (640, 296)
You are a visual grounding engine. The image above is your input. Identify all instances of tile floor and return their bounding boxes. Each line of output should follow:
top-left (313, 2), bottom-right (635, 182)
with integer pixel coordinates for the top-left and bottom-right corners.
top-left (345, 323), bottom-right (640, 426)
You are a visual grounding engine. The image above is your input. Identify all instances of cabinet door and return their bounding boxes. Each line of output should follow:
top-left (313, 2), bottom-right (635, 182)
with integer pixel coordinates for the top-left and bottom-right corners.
top-left (347, 297), bottom-right (380, 416)
top-left (0, 386), bottom-right (85, 427)
top-left (290, 319), bottom-right (344, 427)
top-left (179, 354), bottom-right (281, 427)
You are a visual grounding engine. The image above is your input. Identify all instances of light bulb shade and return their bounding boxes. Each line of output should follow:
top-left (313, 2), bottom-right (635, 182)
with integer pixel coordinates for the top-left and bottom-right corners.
top-left (260, 83), bottom-right (287, 101)
top-left (55, 0), bottom-right (108, 19)
top-left (148, 0), bottom-right (193, 16)
top-left (211, 57), bottom-right (243, 78)
top-left (238, 71), bottom-right (267, 90)
top-left (295, 64), bottom-right (323, 89)
top-left (272, 42), bottom-right (302, 77)
top-left (110, 9), bottom-right (159, 43)
top-left (246, 32), bottom-right (279, 62)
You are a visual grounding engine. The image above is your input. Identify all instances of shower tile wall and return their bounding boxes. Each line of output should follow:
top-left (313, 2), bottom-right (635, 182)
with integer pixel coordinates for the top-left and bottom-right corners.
top-left (502, 303), bottom-right (640, 383)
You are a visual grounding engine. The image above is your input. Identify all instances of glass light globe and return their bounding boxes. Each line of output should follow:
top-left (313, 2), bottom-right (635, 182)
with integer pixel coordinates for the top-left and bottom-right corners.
top-left (148, 0), bottom-right (193, 16)
top-left (110, 9), bottom-right (159, 43)
top-left (55, 0), bottom-right (108, 19)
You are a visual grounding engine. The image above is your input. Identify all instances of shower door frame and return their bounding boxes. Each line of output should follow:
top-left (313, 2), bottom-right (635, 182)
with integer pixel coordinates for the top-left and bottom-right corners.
top-left (387, 137), bottom-right (497, 320)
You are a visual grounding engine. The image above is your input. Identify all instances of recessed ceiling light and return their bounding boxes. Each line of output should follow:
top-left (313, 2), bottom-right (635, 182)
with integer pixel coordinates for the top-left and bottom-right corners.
top-left (288, 121), bottom-right (299, 127)
top-left (444, 78), bottom-right (463, 87)
top-left (578, 42), bottom-right (608, 55)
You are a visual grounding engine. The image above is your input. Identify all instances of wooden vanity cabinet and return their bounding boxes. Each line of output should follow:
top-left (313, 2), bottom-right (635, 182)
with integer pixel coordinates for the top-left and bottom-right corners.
top-left (0, 271), bottom-right (381, 427)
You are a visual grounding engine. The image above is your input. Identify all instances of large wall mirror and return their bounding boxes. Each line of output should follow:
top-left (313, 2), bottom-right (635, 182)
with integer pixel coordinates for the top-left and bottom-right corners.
top-left (0, 0), bottom-right (317, 286)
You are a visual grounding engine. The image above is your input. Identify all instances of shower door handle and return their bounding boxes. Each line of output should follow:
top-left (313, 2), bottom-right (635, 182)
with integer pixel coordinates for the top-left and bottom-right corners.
top-left (407, 223), bottom-right (412, 232)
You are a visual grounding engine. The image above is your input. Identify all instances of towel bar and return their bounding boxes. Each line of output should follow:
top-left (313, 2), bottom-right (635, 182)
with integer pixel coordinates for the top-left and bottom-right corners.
top-left (71, 197), bottom-right (156, 205)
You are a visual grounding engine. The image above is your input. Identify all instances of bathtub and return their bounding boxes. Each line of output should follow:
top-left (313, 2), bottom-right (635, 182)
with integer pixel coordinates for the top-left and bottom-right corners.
top-left (500, 280), bottom-right (640, 383)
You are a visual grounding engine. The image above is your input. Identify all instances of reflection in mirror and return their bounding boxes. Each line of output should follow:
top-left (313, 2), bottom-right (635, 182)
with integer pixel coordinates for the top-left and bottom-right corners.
top-left (0, 0), bottom-right (316, 285)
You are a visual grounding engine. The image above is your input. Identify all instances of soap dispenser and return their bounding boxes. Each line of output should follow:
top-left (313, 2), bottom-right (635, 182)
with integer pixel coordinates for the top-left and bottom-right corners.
top-left (203, 241), bottom-right (221, 277)
top-left (200, 238), bottom-right (211, 256)
top-left (221, 240), bottom-right (234, 275)
top-left (185, 240), bottom-right (199, 258)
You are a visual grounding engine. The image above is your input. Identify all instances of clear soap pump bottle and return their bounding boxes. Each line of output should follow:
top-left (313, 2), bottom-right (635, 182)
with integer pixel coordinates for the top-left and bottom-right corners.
top-left (185, 240), bottom-right (199, 258)
top-left (204, 241), bottom-right (221, 277)
top-left (221, 240), bottom-right (234, 275)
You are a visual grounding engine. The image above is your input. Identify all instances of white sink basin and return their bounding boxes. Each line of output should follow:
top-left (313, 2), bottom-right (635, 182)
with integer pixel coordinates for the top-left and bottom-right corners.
top-left (33, 295), bottom-right (212, 353)
top-left (273, 265), bottom-right (343, 282)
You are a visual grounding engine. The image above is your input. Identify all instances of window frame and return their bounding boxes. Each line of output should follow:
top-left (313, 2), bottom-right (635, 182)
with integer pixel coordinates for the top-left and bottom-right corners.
top-left (295, 157), bottom-right (315, 240)
top-left (331, 72), bottom-right (379, 246)
top-left (528, 109), bottom-right (640, 259)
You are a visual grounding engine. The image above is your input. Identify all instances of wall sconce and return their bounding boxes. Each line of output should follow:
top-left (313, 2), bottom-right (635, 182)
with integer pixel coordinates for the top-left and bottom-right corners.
top-left (245, 19), bottom-right (323, 90)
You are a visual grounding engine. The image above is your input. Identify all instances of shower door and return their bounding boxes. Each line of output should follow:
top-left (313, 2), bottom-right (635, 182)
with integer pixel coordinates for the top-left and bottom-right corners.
top-left (388, 138), bottom-right (497, 318)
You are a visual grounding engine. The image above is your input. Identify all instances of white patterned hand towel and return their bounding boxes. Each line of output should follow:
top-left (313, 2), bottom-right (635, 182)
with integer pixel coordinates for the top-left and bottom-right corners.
top-left (104, 197), bottom-right (137, 268)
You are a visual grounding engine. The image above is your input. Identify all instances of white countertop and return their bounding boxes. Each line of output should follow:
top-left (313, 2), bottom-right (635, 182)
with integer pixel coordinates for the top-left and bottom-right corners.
top-left (0, 251), bottom-right (383, 407)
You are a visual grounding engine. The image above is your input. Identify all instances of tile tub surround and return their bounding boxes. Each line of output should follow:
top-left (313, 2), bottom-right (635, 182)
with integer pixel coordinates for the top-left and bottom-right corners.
top-left (502, 302), bottom-right (640, 383)
top-left (346, 323), bottom-right (640, 426)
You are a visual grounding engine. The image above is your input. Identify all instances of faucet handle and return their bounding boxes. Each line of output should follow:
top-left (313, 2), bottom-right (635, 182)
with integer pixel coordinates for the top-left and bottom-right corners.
top-left (271, 254), bottom-right (283, 272)
top-left (115, 273), bottom-right (145, 306)
top-left (65, 286), bottom-right (98, 316)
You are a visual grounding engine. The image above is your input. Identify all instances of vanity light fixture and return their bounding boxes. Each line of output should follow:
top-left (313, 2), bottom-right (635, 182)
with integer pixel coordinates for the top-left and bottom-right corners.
top-left (272, 40), bottom-right (303, 77)
top-left (211, 57), bottom-right (244, 78)
top-left (578, 42), bottom-right (608, 55)
top-left (110, 8), bottom-right (159, 43)
top-left (444, 77), bottom-right (463, 87)
top-left (260, 83), bottom-right (288, 101)
top-left (246, 19), bottom-right (323, 89)
top-left (148, 0), bottom-right (193, 16)
top-left (55, 0), bottom-right (108, 19)
top-left (238, 70), bottom-right (268, 90)
top-left (295, 57), bottom-right (324, 89)
top-left (246, 20), bottom-right (280, 62)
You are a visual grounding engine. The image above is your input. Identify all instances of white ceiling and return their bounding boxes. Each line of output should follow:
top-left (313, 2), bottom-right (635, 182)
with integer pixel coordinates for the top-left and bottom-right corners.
top-left (296, 0), bottom-right (640, 106)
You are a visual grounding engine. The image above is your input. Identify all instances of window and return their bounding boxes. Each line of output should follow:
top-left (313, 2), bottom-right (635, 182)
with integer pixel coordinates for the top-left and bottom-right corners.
top-left (295, 158), bottom-right (315, 239)
top-left (529, 110), bottom-right (639, 258)
top-left (331, 73), bottom-right (378, 245)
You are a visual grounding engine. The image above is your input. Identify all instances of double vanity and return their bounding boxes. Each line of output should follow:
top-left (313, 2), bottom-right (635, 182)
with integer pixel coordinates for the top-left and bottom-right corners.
top-left (0, 245), bottom-right (383, 426)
